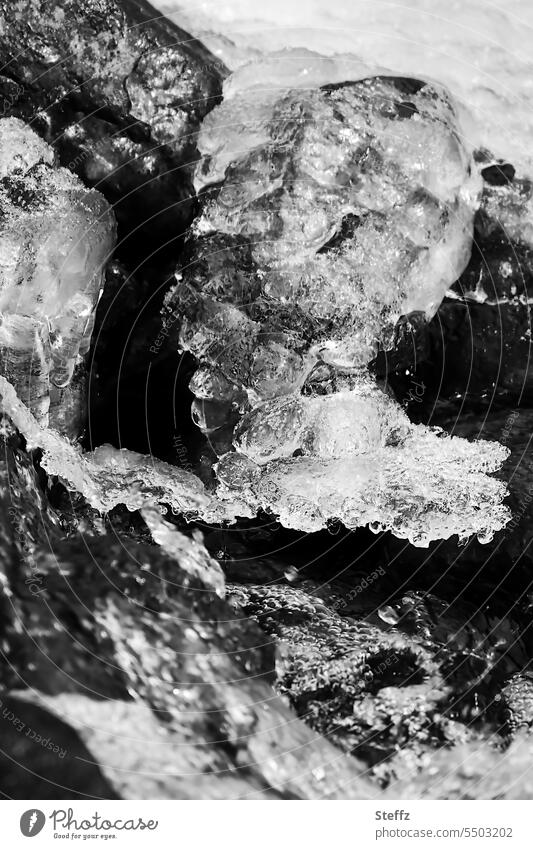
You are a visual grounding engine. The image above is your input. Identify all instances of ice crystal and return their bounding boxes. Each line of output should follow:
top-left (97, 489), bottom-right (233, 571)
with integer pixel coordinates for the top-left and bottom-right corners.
top-left (168, 60), bottom-right (481, 437)
top-left (174, 64), bottom-right (480, 396)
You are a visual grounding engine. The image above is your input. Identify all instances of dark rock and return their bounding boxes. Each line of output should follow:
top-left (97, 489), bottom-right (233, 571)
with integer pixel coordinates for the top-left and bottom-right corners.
top-left (0, 694), bottom-right (118, 799)
top-left (379, 178), bottom-right (533, 418)
top-left (223, 545), bottom-right (533, 786)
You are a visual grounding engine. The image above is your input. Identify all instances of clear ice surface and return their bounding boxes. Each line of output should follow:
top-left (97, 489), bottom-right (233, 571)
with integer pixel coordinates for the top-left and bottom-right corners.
top-left (0, 118), bottom-right (115, 434)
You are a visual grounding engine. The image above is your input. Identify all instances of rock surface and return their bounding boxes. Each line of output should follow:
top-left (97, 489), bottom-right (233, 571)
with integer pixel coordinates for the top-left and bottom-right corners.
top-left (228, 573), bottom-right (530, 785)
top-left (0, 416), bottom-right (376, 800)
top-left (154, 0), bottom-right (533, 181)
top-left (172, 59), bottom-right (479, 400)
top-left (0, 0), bottom-right (226, 255)
top-left (1, 0), bottom-right (533, 804)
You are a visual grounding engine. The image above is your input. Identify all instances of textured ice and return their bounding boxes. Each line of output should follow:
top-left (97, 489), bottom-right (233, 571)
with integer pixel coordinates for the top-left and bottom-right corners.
top-left (159, 58), bottom-right (511, 545)
top-left (0, 118), bottom-right (115, 433)
top-left (477, 177), bottom-right (533, 249)
top-left (180, 62), bottom-right (479, 381)
top-left (215, 380), bottom-right (511, 546)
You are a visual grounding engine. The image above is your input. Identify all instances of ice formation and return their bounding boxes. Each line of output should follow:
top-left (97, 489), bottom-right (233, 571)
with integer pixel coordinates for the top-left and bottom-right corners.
top-left (179, 63), bottom-right (480, 382)
top-left (0, 0), bottom-right (225, 251)
top-left (159, 56), bottom-right (510, 545)
top-left (0, 118), bottom-right (115, 435)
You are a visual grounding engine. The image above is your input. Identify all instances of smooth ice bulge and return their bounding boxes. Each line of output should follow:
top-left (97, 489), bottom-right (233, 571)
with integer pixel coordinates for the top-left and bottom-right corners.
top-left (0, 118), bottom-right (115, 435)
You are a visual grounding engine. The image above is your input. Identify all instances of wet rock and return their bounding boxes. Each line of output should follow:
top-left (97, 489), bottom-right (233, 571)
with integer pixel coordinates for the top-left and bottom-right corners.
top-left (0, 535), bottom-right (375, 799)
top-left (0, 0), bottom-right (226, 255)
top-left (157, 56), bottom-right (511, 546)
top-left (0, 118), bottom-right (115, 437)
top-left (227, 577), bottom-right (530, 784)
top-left (87, 258), bottom-right (199, 459)
top-left (0, 416), bottom-right (374, 799)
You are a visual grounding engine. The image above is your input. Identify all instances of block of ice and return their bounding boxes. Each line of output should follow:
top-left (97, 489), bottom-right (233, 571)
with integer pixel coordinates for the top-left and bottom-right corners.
top-left (173, 63), bottom-right (480, 394)
top-left (0, 118), bottom-right (115, 434)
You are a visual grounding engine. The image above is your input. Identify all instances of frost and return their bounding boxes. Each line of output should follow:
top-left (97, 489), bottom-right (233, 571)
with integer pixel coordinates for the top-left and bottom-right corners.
top-left (0, 118), bottom-right (115, 434)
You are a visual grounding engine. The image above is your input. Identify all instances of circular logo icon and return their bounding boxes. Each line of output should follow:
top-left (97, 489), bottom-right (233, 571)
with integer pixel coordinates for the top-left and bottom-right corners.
top-left (20, 810), bottom-right (46, 837)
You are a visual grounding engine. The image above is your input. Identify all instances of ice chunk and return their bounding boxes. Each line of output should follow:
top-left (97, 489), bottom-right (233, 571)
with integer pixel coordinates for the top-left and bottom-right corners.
top-left (141, 506), bottom-right (226, 596)
top-left (0, 0), bottom-right (226, 253)
top-left (168, 63), bottom-right (480, 426)
top-left (0, 118), bottom-right (115, 434)
top-left (159, 61), bottom-right (509, 545)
